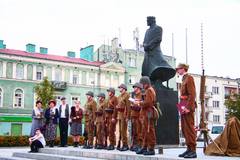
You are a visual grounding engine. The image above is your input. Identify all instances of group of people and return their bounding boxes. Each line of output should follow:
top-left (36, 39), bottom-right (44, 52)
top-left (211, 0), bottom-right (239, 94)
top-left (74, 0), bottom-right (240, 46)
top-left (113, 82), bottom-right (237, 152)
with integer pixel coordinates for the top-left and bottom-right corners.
top-left (29, 76), bottom-right (158, 155)
top-left (28, 63), bottom-right (197, 158)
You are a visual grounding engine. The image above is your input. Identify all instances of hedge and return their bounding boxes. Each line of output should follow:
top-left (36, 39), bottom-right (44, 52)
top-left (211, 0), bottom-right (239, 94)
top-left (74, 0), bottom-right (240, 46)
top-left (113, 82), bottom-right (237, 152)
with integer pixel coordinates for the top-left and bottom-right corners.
top-left (0, 136), bottom-right (85, 147)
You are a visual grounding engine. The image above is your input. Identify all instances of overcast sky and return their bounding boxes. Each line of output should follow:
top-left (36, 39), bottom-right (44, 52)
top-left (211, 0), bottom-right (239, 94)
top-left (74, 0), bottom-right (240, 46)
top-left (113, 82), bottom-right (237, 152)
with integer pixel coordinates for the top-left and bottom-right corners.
top-left (0, 0), bottom-right (240, 79)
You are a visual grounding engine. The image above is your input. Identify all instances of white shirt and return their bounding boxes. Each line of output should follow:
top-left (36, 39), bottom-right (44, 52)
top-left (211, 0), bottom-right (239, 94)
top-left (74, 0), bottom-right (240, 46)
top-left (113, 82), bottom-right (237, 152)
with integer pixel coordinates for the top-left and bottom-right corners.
top-left (60, 104), bottom-right (66, 118)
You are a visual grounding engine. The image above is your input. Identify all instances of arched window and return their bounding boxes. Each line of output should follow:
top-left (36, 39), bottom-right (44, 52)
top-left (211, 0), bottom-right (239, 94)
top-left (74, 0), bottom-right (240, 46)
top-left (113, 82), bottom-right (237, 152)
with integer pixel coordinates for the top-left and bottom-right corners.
top-left (0, 88), bottom-right (3, 107)
top-left (16, 63), bottom-right (24, 79)
top-left (14, 89), bottom-right (24, 108)
top-left (27, 64), bottom-right (33, 80)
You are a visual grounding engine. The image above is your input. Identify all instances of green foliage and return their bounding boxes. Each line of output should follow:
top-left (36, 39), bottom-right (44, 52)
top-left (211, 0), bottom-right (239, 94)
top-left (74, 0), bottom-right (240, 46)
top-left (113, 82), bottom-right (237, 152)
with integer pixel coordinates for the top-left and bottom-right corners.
top-left (0, 136), bottom-right (85, 147)
top-left (225, 94), bottom-right (240, 120)
top-left (34, 77), bottom-right (55, 108)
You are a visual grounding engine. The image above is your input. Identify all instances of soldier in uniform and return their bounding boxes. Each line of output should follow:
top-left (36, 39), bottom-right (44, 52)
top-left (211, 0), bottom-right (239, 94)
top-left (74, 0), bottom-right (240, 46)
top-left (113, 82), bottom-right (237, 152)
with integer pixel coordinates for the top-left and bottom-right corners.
top-left (105, 87), bottom-right (118, 150)
top-left (129, 82), bottom-right (143, 152)
top-left (116, 84), bottom-right (130, 151)
top-left (176, 63), bottom-right (197, 158)
top-left (95, 93), bottom-right (108, 149)
top-left (135, 76), bottom-right (156, 155)
top-left (83, 91), bottom-right (97, 149)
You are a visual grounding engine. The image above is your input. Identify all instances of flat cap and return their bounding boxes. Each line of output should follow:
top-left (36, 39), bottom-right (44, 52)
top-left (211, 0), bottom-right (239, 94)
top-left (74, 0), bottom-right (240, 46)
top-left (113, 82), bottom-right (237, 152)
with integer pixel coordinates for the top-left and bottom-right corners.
top-left (97, 93), bottom-right (106, 98)
top-left (86, 91), bottom-right (94, 97)
top-left (140, 76), bottom-right (151, 85)
top-left (107, 87), bottom-right (115, 94)
top-left (60, 96), bottom-right (66, 100)
top-left (118, 83), bottom-right (127, 90)
top-left (133, 82), bottom-right (143, 89)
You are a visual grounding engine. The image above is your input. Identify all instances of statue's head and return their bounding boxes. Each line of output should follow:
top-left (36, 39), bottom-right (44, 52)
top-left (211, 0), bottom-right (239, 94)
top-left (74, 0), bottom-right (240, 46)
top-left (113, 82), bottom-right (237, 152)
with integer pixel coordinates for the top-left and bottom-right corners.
top-left (147, 16), bottom-right (156, 26)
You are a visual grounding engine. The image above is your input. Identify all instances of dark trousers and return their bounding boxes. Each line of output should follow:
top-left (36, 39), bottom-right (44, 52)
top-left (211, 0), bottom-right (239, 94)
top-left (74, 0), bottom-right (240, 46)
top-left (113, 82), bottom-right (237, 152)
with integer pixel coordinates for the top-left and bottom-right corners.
top-left (59, 118), bottom-right (69, 146)
top-left (30, 140), bottom-right (43, 152)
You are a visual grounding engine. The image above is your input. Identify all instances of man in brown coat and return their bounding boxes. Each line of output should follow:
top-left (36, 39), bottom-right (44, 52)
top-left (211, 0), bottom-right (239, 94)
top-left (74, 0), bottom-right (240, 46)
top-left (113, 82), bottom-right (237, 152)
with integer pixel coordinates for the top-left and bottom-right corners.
top-left (83, 91), bottom-right (97, 149)
top-left (176, 63), bottom-right (197, 158)
top-left (129, 82), bottom-right (143, 152)
top-left (117, 84), bottom-right (130, 151)
top-left (105, 87), bottom-right (118, 150)
top-left (95, 93), bottom-right (108, 149)
top-left (136, 76), bottom-right (156, 155)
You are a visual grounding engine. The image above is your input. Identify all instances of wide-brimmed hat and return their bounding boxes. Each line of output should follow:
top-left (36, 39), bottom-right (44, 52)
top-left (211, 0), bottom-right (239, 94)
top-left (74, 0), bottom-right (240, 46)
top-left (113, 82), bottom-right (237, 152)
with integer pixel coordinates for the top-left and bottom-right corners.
top-left (48, 100), bottom-right (56, 106)
top-left (176, 63), bottom-right (189, 70)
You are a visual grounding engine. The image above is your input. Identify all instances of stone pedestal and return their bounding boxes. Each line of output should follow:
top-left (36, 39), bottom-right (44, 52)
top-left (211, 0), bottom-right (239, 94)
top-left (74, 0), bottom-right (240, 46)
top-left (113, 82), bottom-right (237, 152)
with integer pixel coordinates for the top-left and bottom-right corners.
top-left (153, 81), bottom-right (179, 145)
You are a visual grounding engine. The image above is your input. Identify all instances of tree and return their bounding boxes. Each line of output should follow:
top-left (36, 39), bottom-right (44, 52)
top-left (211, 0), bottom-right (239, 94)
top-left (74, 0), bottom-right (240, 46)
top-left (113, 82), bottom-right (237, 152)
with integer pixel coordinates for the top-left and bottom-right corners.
top-left (225, 94), bottom-right (240, 120)
top-left (35, 77), bottom-right (55, 109)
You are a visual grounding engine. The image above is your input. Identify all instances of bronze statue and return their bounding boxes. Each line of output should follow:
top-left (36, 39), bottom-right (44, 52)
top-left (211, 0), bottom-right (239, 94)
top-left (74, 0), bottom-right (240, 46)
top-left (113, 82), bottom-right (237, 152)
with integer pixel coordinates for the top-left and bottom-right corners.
top-left (142, 16), bottom-right (175, 82)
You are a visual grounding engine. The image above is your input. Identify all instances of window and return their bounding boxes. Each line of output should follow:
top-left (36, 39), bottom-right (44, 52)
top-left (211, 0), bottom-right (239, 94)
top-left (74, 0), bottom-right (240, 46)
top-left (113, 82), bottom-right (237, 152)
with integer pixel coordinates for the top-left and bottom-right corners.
top-left (212, 87), bottom-right (219, 94)
top-left (16, 63), bottom-right (24, 79)
top-left (129, 75), bottom-right (136, 84)
top-left (105, 73), bottom-right (110, 87)
top-left (89, 72), bottom-right (95, 86)
top-left (71, 96), bottom-right (80, 106)
top-left (128, 57), bottom-right (136, 67)
top-left (113, 74), bottom-right (119, 87)
top-left (213, 115), bottom-right (220, 123)
top-left (54, 95), bottom-right (62, 107)
top-left (36, 66), bottom-right (43, 80)
top-left (213, 101), bottom-right (220, 108)
top-left (55, 68), bottom-right (62, 81)
top-left (14, 89), bottom-right (24, 108)
top-left (81, 71), bottom-right (86, 85)
top-left (46, 67), bottom-right (52, 80)
top-left (73, 71), bottom-right (79, 84)
top-left (6, 62), bottom-right (13, 78)
top-left (27, 64), bottom-right (33, 80)
top-left (0, 88), bottom-right (2, 107)
top-left (0, 61), bottom-right (3, 77)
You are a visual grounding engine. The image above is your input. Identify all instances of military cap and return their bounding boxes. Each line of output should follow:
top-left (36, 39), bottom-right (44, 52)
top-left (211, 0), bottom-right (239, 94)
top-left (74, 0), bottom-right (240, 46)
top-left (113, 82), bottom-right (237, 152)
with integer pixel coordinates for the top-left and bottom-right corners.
top-left (176, 63), bottom-right (189, 70)
top-left (97, 93), bottom-right (105, 98)
top-left (140, 76), bottom-right (151, 85)
top-left (86, 91), bottom-right (94, 97)
top-left (60, 96), bottom-right (66, 100)
top-left (133, 82), bottom-right (143, 89)
top-left (107, 87), bottom-right (115, 94)
top-left (118, 83), bottom-right (127, 90)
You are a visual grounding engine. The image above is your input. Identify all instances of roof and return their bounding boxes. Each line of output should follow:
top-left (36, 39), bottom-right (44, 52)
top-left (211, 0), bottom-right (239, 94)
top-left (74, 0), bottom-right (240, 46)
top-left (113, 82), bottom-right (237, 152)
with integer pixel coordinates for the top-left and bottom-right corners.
top-left (0, 48), bottom-right (104, 66)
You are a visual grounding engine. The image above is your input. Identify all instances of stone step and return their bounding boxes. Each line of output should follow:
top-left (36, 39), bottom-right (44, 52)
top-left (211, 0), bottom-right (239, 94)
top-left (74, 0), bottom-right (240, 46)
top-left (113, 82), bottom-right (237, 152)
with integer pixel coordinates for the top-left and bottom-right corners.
top-left (12, 152), bottom-right (102, 160)
top-left (38, 147), bottom-right (181, 160)
top-left (0, 156), bottom-right (33, 160)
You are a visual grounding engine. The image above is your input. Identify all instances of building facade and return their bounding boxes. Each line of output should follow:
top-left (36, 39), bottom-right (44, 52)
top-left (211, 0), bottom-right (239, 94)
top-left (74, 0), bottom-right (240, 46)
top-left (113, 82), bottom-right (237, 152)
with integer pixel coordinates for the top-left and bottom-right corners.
top-left (177, 73), bottom-right (238, 127)
top-left (0, 38), bottom-right (177, 136)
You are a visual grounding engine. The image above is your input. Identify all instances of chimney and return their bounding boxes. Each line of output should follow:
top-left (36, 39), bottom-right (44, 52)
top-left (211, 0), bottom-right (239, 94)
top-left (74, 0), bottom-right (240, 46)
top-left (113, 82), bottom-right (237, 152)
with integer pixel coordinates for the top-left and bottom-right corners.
top-left (26, 43), bottom-right (36, 53)
top-left (0, 40), bottom-right (4, 49)
top-left (40, 47), bottom-right (48, 54)
top-left (67, 51), bottom-right (75, 58)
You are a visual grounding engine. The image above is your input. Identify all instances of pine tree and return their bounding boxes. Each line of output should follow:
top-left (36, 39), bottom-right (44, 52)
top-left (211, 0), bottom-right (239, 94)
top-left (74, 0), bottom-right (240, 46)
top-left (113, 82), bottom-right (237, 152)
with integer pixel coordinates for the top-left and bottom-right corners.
top-left (34, 77), bottom-right (55, 108)
top-left (225, 94), bottom-right (240, 120)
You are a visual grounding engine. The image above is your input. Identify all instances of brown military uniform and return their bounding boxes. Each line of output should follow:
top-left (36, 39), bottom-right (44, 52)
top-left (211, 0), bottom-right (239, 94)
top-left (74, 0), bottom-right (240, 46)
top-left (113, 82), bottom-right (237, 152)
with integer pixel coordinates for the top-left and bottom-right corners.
top-left (140, 86), bottom-right (156, 150)
top-left (180, 74), bottom-right (196, 152)
top-left (85, 99), bottom-right (97, 146)
top-left (129, 92), bottom-right (142, 148)
top-left (95, 100), bottom-right (108, 146)
top-left (105, 96), bottom-right (118, 146)
top-left (117, 92), bottom-right (130, 147)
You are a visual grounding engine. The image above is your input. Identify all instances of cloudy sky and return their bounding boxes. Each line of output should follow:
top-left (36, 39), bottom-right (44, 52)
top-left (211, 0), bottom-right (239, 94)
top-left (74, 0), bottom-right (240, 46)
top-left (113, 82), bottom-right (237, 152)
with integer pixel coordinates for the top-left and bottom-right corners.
top-left (0, 0), bottom-right (240, 78)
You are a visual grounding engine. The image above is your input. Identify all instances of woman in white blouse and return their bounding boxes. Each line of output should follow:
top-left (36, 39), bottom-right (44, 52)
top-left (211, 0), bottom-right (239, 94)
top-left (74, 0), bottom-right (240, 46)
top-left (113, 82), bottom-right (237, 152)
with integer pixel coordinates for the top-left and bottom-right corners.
top-left (29, 128), bottom-right (46, 153)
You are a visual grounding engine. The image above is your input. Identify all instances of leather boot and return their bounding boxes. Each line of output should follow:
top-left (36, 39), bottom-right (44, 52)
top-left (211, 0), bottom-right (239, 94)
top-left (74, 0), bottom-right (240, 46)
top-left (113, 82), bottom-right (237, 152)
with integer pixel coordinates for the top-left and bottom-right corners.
top-left (178, 149), bottom-right (190, 157)
top-left (136, 147), bottom-right (147, 154)
top-left (120, 145), bottom-right (129, 151)
top-left (143, 149), bottom-right (155, 156)
top-left (184, 151), bottom-right (197, 158)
